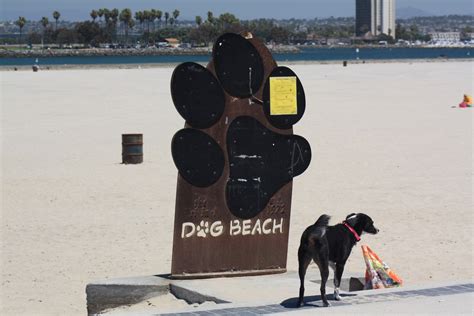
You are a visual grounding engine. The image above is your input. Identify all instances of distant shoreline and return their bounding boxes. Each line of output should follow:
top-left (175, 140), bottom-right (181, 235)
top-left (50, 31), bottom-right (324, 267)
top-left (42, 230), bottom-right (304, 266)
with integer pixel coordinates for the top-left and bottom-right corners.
top-left (0, 45), bottom-right (300, 58)
top-left (1, 58), bottom-right (472, 71)
top-left (1, 45), bottom-right (472, 59)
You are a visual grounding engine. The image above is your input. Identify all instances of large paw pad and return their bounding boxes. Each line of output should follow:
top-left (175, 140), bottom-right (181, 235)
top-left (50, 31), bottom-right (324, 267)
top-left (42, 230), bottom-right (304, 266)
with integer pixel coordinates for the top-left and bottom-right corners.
top-left (171, 128), bottom-right (225, 187)
top-left (171, 62), bottom-right (225, 129)
top-left (226, 116), bottom-right (311, 219)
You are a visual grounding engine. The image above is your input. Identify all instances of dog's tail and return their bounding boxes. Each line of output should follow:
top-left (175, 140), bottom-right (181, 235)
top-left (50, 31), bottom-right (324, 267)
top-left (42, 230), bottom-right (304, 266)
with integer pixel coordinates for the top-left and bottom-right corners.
top-left (314, 214), bottom-right (331, 227)
top-left (310, 214), bottom-right (331, 239)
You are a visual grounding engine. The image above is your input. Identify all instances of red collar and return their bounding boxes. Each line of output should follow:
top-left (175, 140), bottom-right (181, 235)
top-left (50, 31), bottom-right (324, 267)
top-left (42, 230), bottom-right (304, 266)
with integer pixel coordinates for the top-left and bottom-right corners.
top-left (343, 221), bottom-right (361, 242)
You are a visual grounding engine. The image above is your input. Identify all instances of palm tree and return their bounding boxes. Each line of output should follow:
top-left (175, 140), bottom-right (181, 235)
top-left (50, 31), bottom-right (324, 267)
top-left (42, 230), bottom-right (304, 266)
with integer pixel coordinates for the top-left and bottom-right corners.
top-left (41, 17), bottom-right (49, 29)
top-left (40, 17), bottom-right (49, 47)
top-left (150, 9), bottom-right (157, 31)
top-left (103, 8), bottom-right (111, 25)
top-left (128, 19), bottom-right (135, 34)
top-left (155, 10), bottom-right (162, 28)
top-left (207, 11), bottom-right (214, 24)
top-left (172, 9), bottom-right (180, 26)
top-left (90, 10), bottom-right (98, 22)
top-left (97, 9), bottom-right (104, 26)
top-left (195, 16), bottom-right (202, 26)
top-left (15, 16), bottom-right (26, 44)
top-left (111, 8), bottom-right (119, 21)
top-left (135, 11), bottom-right (144, 33)
top-left (169, 18), bottom-right (175, 26)
top-left (143, 10), bottom-right (152, 32)
top-left (111, 8), bottom-right (119, 40)
top-left (164, 12), bottom-right (169, 26)
top-left (52, 11), bottom-right (60, 30)
top-left (119, 8), bottom-right (132, 44)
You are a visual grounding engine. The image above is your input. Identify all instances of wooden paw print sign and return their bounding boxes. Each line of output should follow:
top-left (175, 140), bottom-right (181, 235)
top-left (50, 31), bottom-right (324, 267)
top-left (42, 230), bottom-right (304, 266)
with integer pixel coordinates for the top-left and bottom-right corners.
top-left (170, 33), bottom-right (311, 278)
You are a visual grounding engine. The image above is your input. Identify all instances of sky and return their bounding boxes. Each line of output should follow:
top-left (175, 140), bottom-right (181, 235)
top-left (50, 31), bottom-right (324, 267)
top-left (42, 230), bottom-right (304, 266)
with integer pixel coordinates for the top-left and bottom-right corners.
top-left (1, 0), bottom-right (473, 21)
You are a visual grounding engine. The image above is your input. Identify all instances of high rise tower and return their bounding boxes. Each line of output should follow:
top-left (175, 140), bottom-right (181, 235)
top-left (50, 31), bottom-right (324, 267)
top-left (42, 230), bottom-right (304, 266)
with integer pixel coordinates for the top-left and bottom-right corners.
top-left (356, 0), bottom-right (396, 38)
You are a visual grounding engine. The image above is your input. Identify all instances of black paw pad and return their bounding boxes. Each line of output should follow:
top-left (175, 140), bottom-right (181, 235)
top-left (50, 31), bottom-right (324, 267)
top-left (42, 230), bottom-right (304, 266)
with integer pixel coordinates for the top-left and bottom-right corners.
top-left (171, 62), bottom-right (225, 129)
top-left (263, 66), bottom-right (306, 129)
top-left (171, 129), bottom-right (225, 187)
top-left (226, 116), bottom-right (311, 219)
top-left (213, 33), bottom-right (264, 98)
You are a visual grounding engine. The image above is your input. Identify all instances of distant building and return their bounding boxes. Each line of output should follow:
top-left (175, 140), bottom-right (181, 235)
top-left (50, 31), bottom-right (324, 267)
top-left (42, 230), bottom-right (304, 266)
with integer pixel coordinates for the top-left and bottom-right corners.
top-left (356, 0), bottom-right (396, 38)
top-left (429, 32), bottom-right (461, 42)
top-left (164, 38), bottom-right (180, 48)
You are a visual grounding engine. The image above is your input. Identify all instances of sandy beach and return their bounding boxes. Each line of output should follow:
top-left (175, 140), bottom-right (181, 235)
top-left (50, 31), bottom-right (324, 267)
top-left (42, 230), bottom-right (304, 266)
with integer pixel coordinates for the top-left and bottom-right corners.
top-left (1, 61), bottom-right (472, 315)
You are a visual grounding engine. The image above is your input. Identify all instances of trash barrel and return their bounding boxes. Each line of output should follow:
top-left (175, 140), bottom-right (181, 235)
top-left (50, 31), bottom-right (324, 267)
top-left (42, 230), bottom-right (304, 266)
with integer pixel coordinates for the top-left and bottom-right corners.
top-left (122, 134), bottom-right (143, 164)
top-left (343, 61), bottom-right (347, 67)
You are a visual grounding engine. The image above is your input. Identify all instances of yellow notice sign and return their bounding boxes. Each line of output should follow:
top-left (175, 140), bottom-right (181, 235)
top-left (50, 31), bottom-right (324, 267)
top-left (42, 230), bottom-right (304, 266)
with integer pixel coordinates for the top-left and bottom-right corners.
top-left (269, 76), bottom-right (297, 115)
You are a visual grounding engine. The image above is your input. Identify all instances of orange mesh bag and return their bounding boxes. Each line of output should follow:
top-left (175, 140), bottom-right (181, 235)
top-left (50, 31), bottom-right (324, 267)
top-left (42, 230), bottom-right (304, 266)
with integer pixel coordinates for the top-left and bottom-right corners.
top-left (362, 245), bottom-right (402, 290)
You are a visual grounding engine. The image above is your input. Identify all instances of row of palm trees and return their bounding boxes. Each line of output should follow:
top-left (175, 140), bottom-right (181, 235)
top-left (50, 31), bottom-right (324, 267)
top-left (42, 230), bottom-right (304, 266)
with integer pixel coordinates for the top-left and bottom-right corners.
top-left (133, 9), bottom-right (180, 32)
top-left (87, 8), bottom-right (181, 42)
top-left (89, 8), bottom-right (180, 33)
top-left (88, 8), bottom-right (178, 43)
top-left (12, 14), bottom-right (59, 46)
top-left (15, 11), bottom-right (62, 44)
top-left (13, 8), bottom-right (181, 44)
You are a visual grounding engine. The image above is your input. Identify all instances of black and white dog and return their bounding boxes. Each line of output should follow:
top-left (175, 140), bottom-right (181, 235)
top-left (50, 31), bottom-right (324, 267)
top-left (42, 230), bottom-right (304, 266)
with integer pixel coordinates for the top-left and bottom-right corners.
top-left (297, 213), bottom-right (379, 307)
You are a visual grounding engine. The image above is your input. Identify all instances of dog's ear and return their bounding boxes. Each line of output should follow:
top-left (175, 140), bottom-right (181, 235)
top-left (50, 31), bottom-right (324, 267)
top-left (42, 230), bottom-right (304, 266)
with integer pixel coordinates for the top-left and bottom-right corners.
top-left (345, 213), bottom-right (358, 226)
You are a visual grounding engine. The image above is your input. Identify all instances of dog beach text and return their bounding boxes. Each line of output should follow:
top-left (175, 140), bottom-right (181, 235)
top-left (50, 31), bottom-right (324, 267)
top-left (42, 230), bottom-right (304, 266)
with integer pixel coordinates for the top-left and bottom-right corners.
top-left (181, 218), bottom-right (284, 238)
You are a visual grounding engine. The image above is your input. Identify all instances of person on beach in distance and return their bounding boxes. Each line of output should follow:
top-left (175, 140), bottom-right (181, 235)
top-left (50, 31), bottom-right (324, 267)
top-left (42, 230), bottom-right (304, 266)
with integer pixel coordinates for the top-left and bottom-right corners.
top-left (459, 94), bottom-right (472, 108)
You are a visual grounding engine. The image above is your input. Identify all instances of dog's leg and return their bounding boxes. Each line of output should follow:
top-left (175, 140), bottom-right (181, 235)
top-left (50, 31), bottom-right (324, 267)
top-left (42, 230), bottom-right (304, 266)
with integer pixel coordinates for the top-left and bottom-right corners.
top-left (316, 257), bottom-right (331, 307)
top-left (333, 263), bottom-right (345, 301)
top-left (297, 248), bottom-right (311, 307)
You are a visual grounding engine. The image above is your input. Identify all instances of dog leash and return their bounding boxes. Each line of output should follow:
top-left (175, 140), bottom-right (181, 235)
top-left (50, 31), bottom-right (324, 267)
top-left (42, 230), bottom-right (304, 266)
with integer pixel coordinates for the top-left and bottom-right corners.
top-left (342, 221), bottom-right (361, 242)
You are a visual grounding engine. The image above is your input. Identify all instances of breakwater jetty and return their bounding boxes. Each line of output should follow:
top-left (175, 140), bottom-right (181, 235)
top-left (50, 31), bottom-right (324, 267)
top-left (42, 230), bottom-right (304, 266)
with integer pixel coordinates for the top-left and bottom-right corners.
top-left (0, 45), bottom-right (300, 58)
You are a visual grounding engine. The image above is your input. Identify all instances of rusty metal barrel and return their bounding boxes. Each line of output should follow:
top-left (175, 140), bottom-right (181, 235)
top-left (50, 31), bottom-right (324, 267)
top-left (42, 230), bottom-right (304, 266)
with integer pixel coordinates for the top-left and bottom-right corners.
top-left (122, 134), bottom-right (143, 164)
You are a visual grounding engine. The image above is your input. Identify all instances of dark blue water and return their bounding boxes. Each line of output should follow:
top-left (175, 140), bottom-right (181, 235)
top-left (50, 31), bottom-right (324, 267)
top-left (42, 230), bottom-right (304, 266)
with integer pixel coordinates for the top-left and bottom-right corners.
top-left (276, 47), bottom-right (472, 61)
top-left (1, 47), bottom-right (472, 66)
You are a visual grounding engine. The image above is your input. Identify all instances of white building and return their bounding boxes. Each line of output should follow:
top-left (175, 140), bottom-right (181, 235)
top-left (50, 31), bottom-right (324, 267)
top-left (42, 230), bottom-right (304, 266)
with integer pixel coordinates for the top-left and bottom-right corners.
top-left (356, 0), bottom-right (396, 38)
top-left (429, 32), bottom-right (461, 43)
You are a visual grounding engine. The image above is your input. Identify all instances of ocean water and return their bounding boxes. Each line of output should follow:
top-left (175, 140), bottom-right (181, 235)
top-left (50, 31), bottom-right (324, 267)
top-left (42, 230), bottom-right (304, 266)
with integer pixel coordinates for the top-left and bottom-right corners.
top-left (0, 47), bottom-right (472, 66)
